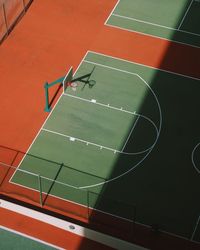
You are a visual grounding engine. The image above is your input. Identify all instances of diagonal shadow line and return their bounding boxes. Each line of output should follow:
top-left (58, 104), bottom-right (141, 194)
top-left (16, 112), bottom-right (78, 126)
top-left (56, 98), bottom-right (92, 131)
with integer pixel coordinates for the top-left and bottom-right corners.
top-left (42, 163), bottom-right (64, 205)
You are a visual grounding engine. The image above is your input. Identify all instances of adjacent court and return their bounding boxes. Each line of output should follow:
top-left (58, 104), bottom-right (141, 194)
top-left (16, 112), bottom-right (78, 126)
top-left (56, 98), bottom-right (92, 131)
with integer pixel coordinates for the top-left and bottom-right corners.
top-left (10, 51), bottom-right (200, 242)
top-left (0, 227), bottom-right (56, 250)
top-left (106, 0), bottom-right (200, 47)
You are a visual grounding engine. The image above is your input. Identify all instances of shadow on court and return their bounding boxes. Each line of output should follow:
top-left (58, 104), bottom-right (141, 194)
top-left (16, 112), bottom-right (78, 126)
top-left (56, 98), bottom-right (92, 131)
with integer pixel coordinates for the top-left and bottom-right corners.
top-left (0, 1), bottom-right (200, 250)
top-left (86, 2), bottom-right (200, 249)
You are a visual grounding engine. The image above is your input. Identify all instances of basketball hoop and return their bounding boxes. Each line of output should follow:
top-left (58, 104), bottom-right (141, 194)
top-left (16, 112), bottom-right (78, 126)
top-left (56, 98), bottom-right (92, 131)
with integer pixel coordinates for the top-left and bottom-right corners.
top-left (68, 82), bottom-right (78, 91)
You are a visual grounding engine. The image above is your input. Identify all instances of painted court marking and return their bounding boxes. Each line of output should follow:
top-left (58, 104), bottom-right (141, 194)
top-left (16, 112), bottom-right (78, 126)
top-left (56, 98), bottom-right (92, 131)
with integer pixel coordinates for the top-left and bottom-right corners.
top-left (191, 142), bottom-right (200, 174)
top-left (121, 116), bottom-right (140, 152)
top-left (10, 50), bottom-right (162, 192)
top-left (178, 0), bottom-right (194, 30)
top-left (106, 0), bottom-right (200, 48)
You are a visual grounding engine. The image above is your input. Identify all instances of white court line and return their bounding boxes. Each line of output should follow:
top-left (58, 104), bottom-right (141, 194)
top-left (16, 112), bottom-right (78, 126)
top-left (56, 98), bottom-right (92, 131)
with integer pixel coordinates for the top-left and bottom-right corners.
top-left (10, 50), bottom-right (162, 190)
top-left (112, 11), bottom-right (200, 38)
top-left (64, 93), bottom-right (135, 115)
top-left (121, 116), bottom-right (140, 152)
top-left (106, 22), bottom-right (200, 49)
top-left (106, 3), bottom-right (200, 50)
top-left (113, 13), bottom-right (175, 32)
top-left (72, 51), bottom-right (162, 188)
top-left (42, 128), bottom-right (119, 153)
top-left (191, 214), bottom-right (200, 241)
top-left (178, 0), bottom-right (194, 30)
top-left (87, 50), bottom-right (200, 81)
top-left (104, 0), bottom-right (120, 25)
top-left (191, 142), bottom-right (200, 174)
top-left (9, 53), bottom-right (90, 184)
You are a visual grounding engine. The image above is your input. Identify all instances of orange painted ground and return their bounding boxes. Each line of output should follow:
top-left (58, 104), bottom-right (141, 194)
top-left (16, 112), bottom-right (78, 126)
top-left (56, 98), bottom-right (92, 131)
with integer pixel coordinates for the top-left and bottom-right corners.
top-left (0, 206), bottom-right (114, 250)
top-left (0, 0), bottom-right (117, 151)
top-left (0, 0), bottom-right (200, 249)
top-left (91, 26), bottom-right (200, 79)
top-left (0, 0), bottom-right (199, 151)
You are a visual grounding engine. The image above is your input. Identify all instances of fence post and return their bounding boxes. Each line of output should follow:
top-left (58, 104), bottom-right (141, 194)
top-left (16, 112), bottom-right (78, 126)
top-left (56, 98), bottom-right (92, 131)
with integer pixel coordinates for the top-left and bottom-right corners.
top-left (87, 190), bottom-right (90, 220)
top-left (44, 82), bottom-right (51, 112)
top-left (38, 174), bottom-right (43, 207)
top-left (2, 3), bottom-right (8, 36)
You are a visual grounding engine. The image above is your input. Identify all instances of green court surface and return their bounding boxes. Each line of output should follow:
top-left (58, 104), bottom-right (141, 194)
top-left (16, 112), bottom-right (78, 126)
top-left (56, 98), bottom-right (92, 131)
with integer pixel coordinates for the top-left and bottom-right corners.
top-left (11, 51), bottom-right (200, 241)
top-left (0, 227), bottom-right (56, 250)
top-left (106, 0), bottom-right (200, 47)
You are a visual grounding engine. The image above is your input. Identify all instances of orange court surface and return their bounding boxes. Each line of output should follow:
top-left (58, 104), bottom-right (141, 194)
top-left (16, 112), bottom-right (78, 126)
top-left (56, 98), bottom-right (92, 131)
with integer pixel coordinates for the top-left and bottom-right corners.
top-left (0, 0), bottom-right (200, 249)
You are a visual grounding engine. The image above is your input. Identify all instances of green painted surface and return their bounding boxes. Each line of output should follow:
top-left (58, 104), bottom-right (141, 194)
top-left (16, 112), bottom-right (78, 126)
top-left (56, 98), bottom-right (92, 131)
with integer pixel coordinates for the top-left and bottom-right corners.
top-left (0, 228), bottom-right (56, 250)
top-left (44, 96), bottom-right (135, 150)
top-left (114, 0), bottom-right (188, 27)
top-left (107, 0), bottom-right (200, 47)
top-left (11, 52), bottom-right (200, 240)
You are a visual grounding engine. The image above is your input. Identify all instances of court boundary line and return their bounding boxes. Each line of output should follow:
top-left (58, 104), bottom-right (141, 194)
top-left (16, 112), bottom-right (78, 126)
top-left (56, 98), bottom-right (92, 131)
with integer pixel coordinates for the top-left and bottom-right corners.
top-left (63, 66), bottom-right (160, 155)
top-left (71, 51), bottom-right (162, 189)
top-left (11, 47), bottom-right (199, 188)
top-left (105, 0), bottom-right (200, 48)
top-left (7, 50), bottom-right (162, 226)
top-left (87, 50), bottom-right (200, 81)
top-left (9, 50), bottom-right (162, 190)
top-left (104, 0), bottom-right (120, 25)
top-left (112, 12), bottom-right (200, 38)
top-left (8, 52), bottom-right (90, 185)
top-left (106, 22), bottom-right (200, 49)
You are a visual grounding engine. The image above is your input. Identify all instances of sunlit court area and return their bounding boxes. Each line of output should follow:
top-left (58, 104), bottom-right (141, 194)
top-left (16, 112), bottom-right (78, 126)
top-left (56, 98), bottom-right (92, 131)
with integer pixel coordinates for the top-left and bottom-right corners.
top-left (0, 0), bottom-right (200, 249)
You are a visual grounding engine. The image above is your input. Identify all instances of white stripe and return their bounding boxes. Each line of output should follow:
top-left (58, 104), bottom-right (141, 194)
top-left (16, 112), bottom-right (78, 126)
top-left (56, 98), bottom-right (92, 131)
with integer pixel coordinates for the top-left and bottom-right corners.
top-left (178, 0), bottom-right (194, 29)
top-left (42, 128), bottom-right (119, 153)
top-left (112, 12), bottom-right (200, 38)
top-left (113, 13), bottom-right (175, 31)
top-left (190, 215), bottom-right (200, 240)
top-left (0, 199), bottom-right (148, 250)
top-left (121, 116), bottom-right (140, 152)
top-left (87, 50), bottom-right (200, 81)
top-left (104, 0), bottom-right (120, 25)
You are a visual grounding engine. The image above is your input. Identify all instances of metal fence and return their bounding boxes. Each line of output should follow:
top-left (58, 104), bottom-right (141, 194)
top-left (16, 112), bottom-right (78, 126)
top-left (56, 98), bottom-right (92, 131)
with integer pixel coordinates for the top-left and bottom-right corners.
top-left (0, 144), bottom-right (199, 244)
top-left (0, 0), bottom-right (33, 44)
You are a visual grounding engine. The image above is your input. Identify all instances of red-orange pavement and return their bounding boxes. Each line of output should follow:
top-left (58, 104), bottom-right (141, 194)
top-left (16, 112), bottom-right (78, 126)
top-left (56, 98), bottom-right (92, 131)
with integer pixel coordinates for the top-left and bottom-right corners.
top-left (0, 0), bottom-right (199, 151)
top-left (0, 206), bottom-right (114, 250)
top-left (91, 26), bottom-right (200, 79)
top-left (0, 0), bottom-right (117, 151)
top-left (0, 0), bottom-right (200, 249)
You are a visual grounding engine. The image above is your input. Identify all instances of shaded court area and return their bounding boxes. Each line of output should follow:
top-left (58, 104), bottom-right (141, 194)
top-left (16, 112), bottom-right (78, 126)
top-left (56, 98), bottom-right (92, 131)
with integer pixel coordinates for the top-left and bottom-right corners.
top-left (0, 0), bottom-right (200, 249)
top-left (106, 0), bottom-right (200, 47)
top-left (7, 52), bottom-right (200, 246)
